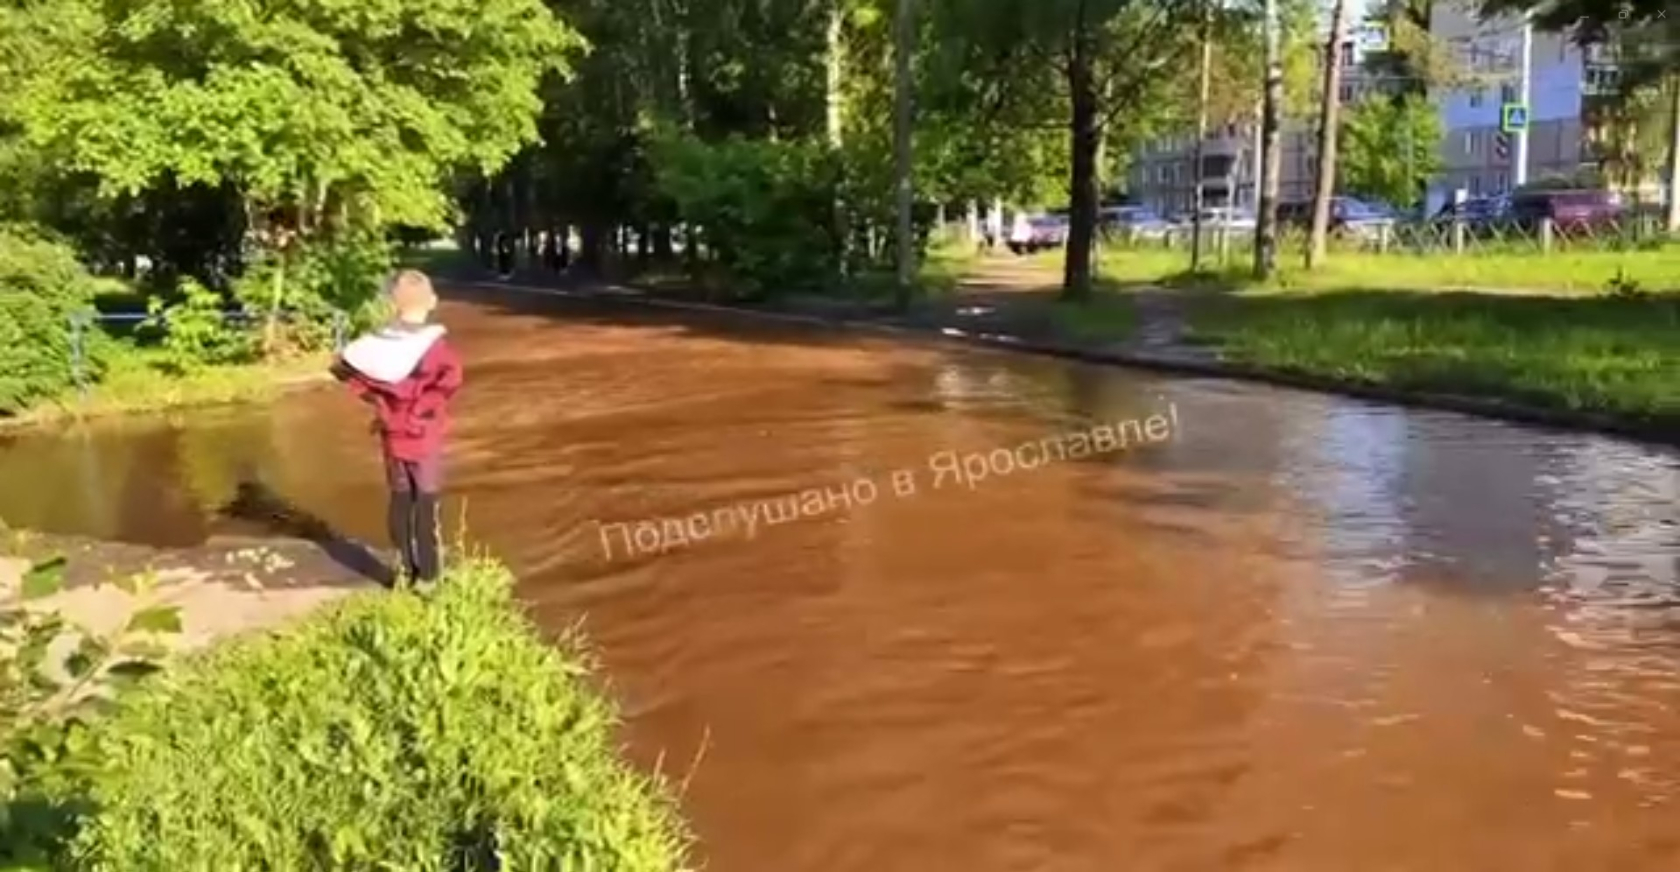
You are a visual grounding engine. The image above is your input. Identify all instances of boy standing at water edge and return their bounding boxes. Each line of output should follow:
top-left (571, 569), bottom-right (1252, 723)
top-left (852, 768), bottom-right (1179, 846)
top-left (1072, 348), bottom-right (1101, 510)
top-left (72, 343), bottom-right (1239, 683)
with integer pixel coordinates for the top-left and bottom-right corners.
top-left (332, 270), bottom-right (464, 585)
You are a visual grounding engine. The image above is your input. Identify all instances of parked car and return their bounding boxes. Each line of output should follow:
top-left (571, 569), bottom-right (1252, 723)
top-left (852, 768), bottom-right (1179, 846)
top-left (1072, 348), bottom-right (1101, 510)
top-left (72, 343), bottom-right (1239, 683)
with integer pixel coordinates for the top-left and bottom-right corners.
top-left (1174, 206), bottom-right (1256, 232)
top-left (1100, 205), bottom-right (1172, 240)
top-left (1433, 195), bottom-right (1511, 225)
top-left (1008, 212), bottom-right (1068, 254)
top-left (1276, 196), bottom-right (1396, 239)
top-left (1508, 188), bottom-right (1623, 233)
top-left (1428, 195), bottom-right (1517, 241)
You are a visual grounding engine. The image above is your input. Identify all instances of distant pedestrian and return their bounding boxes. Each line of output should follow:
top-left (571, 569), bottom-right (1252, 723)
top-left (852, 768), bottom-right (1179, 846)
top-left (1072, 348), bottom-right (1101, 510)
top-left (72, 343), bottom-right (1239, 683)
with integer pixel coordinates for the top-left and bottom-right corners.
top-left (541, 230), bottom-right (561, 272)
top-left (495, 233), bottom-right (515, 277)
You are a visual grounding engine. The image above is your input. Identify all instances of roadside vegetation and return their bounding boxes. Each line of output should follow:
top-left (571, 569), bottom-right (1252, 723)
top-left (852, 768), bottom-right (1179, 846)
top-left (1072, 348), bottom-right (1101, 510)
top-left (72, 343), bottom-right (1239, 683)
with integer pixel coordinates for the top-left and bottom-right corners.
top-left (1094, 238), bottom-right (1680, 296)
top-left (0, 0), bottom-right (578, 422)
top-left (1187, 289), bottom-right (1678, 425)
top-left (1, 552), bottom-right (689, 870)
top-left (993, 244), bottom-right (1678, 426)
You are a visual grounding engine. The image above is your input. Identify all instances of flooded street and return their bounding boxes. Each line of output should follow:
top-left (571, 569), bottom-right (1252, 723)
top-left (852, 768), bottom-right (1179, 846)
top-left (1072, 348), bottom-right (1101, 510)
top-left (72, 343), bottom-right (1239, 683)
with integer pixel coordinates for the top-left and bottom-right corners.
top-left (4, 286), bottom-right (1680, 871)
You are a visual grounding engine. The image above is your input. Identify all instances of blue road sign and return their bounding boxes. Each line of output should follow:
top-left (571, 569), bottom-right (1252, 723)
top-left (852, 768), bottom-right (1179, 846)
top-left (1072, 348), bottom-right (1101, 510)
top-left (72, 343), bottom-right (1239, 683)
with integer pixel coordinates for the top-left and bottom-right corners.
top-left (1501, 103), bottom-right (1529, 133)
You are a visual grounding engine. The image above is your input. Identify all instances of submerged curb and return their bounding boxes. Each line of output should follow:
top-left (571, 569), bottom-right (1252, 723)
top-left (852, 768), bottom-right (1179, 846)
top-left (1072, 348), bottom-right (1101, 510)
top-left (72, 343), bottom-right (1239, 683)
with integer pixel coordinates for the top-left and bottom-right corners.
top-left (454, 278), bottom-right (1680, 451)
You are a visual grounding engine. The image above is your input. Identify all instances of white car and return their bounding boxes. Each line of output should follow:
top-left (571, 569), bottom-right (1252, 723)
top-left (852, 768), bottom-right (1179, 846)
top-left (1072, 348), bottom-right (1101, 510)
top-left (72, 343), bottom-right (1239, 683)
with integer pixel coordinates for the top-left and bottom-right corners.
top-left (1176, 207), bottom-right (1257, 231)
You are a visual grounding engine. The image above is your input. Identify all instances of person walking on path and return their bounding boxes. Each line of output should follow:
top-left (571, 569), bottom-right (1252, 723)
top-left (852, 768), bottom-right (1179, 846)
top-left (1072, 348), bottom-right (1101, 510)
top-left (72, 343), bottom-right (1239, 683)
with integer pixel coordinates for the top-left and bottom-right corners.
top-left (331, 270), bottom-right (465, 585)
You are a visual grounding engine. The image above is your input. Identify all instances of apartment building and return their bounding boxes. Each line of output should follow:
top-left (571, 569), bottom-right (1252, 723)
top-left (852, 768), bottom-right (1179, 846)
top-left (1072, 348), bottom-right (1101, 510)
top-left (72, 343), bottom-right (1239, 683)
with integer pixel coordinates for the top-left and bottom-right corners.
top-left (1424, 2), bottom-right (1590, 211)
top-left (1123, 20), bottom-right (1389, 214)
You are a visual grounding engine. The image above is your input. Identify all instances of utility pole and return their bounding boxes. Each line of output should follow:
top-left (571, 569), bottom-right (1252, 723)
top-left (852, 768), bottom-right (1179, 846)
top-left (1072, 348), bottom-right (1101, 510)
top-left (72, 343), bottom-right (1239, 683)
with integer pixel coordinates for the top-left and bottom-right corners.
top-left (1306, 0), bottom-right (1350, 270)
top-left (1190, 3), bottom-right (1213, 271)
top-left (892, 0), bottom-right (914, 308)
top-left (1512, 16), bottom-right (1533, 187)
top-left (1253, 0), bottom-right (1283, 278)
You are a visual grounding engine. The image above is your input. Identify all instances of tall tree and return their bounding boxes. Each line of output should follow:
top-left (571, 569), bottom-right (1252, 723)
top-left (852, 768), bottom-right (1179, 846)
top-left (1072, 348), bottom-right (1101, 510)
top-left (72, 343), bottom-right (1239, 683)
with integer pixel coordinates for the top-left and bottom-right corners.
top-left (1339, 94), bottom-right (1442, 209)
top-left (1306, 0), bottom-right (1351, 269)
top-left (1254, 0), bottom-right (1283, 278)
top-left (12, 0), bottom-right (581, 236)
top-left (932, 0), bottom-right (1202, 299)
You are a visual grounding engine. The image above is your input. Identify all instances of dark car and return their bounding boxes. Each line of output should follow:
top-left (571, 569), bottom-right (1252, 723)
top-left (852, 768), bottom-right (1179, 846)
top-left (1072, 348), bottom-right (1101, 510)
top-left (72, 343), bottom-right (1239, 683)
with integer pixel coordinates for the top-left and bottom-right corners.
top-left (1433, 195), bottom-right (1511, 226)
top-left (1508, 188), bottom-right (1623, 233)
top-left (1277, 196), bottom-right (1395, 238)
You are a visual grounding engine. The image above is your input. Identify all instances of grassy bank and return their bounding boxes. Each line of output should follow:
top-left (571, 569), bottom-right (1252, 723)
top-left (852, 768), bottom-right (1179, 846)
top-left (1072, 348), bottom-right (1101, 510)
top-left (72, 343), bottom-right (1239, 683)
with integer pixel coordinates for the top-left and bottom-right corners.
top-left (1184, 289), bottom-right (1678, 424)
top-left (4, 348), bottom-right (331, 429)
top-left (969, 249), bottom-right (1676, 426)
top-left (1093, 242), bottom-right (1678, 295)
top-left (2, 557), bottom-right (691, 869)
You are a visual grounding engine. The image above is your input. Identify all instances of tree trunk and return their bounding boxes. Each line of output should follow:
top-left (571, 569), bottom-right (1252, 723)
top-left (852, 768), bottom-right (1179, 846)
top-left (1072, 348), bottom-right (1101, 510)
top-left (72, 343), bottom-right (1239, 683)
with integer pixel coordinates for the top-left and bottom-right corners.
top-left (826, 4), bottom-right (845, 146)
top-left (891, 0), bottom-right (915, 309)
top-left (1253, 0), bottom-right (1284, 278)
top-left (579, 223), bottom-right (606, 275)
top-left (828, 1), bottom-right (851, 282)
top-left (1061, 43), bottom-right (1100, 302)
top-left (1306, 0), bottom-right (1350, 269)
top-left (1190, 8), bottom-right (1213, 271)
top-left (1665, 76), bottom-right (1680, 233)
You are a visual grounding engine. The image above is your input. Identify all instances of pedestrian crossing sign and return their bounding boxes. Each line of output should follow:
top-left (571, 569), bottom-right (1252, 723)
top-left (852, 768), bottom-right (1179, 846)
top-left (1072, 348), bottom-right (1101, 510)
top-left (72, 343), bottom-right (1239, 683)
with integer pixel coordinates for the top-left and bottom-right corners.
top-left (1501, 103), bottom-right (1528, 133)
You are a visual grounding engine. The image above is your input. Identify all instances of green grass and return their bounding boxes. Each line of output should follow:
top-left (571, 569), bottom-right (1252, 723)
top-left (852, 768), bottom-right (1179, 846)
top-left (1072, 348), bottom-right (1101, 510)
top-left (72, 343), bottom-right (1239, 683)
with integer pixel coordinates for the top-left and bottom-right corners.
top-left (1093, 241), bottom-right (1680, 295)
top-left (1185, 289), bottom-right (1680, 423)
top-left (5, 348), bottom-right (330, 429)
top-left (1045, 290), bottom-right (1139, 344)
top-left (843, 239), bottom-right (981, 303)
top-left (12, 557), bottom-right (691, 870)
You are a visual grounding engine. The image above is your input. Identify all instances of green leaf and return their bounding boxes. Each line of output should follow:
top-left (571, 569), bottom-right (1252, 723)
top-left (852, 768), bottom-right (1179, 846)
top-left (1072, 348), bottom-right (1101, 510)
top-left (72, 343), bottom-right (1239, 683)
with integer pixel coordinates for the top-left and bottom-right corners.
top-left (20, 557), bottom-right (66, 600)
top-left (65, 636), bottom-right (111, 679)
top-left (124, 605), bottom-right (182, 636)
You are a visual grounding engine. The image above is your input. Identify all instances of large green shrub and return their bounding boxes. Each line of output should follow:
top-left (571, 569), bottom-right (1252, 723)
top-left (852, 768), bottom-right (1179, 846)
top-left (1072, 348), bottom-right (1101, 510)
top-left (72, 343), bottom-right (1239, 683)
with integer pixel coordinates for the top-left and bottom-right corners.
top-left (232, 232), bottom-right (395, 350)
top-left (61, 558), bottom-right (689, 871)
top-left (652, 133), bottom-right (840, 294)
top-left (0, 226), bottom-right (116, 415)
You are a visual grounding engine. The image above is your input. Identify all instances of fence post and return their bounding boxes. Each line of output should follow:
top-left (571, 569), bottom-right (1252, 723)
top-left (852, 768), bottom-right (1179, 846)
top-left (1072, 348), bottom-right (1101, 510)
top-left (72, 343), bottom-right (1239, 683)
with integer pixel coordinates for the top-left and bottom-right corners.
top-left (1540, 217), bottom-right (1554, 253)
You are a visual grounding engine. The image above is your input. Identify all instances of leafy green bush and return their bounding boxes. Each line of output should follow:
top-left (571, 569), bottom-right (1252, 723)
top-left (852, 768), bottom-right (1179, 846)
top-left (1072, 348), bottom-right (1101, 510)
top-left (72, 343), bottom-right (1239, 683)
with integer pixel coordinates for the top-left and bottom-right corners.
top-left (61, 558), bottom-right (690, 871)
top-left (652, 133), bottom-right (840, 294)
top-left (232, 232), bottom-right (394, 351)
top-left (2, 556), bottom-right (179, 868)
top-left (138, 277), bottom-right (256, 373)
top-left (0, 225), bottom-right (118, 415)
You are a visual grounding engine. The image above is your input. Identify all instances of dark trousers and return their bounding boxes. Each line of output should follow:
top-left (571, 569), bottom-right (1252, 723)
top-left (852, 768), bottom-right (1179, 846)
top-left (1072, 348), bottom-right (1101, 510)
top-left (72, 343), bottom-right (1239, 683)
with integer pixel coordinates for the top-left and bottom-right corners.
top-left (385, 452), bottom-right (442, 582)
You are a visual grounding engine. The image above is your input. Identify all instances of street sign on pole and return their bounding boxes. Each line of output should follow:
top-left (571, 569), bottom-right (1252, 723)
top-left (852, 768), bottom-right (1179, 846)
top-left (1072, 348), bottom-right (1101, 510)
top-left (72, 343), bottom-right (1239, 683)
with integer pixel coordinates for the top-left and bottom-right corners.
top-left (1501, 103), bottom-right (1528, 134)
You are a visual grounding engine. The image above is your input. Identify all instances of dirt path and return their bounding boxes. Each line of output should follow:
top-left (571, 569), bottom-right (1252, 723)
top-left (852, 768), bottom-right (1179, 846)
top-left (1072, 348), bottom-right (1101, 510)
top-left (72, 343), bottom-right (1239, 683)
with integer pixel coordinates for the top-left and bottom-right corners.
top-left (937, 254), bottom-right (1214, 363)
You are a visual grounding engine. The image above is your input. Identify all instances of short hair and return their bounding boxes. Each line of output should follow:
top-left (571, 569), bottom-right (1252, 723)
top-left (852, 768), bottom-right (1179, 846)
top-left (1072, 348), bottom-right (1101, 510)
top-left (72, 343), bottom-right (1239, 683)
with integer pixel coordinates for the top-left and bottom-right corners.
top-left (387, 269), bottom-right (436, 315)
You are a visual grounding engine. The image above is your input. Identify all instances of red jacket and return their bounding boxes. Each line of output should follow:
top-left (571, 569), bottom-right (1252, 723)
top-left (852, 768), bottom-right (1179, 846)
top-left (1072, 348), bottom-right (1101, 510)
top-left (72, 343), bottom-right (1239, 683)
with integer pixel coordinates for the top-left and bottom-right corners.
top-left (334, 334), bottom-right (464, 460)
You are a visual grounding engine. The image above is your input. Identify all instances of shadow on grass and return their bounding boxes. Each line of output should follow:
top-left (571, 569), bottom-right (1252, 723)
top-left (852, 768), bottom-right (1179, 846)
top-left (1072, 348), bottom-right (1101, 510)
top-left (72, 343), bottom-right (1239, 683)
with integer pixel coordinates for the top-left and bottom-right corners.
top-left (1183, 287), bottom-right (1680, 423)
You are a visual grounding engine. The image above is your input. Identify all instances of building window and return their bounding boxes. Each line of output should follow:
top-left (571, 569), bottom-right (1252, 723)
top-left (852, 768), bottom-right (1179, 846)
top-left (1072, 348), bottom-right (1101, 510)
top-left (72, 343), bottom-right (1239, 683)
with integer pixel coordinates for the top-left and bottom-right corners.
top-left (1500, 81), bottom-right (1518, 104)
top-left (1464, 131), bottom-right (1476, 155)
top-left (1468, 88), bottom-right (1483, 108)
top-left (1469, 175), bottom-right (1483, 195)
top-left (1584, 64), bottom-right (1621, 95)
top-left (1340, 40), bottom-right (1355, 66)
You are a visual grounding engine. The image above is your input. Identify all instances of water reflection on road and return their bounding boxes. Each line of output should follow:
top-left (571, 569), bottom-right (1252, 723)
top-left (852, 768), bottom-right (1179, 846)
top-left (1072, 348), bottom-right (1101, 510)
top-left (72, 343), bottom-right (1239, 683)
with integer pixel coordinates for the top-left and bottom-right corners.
top-left (2, 287), bottom-right (1679, 870)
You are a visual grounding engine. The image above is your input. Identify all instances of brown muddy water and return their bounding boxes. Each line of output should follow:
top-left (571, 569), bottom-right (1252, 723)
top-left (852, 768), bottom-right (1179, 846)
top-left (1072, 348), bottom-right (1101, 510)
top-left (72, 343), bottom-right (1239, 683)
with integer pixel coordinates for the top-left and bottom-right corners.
top-left (4, 286), bottom-right (1680, 871)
